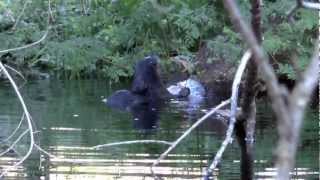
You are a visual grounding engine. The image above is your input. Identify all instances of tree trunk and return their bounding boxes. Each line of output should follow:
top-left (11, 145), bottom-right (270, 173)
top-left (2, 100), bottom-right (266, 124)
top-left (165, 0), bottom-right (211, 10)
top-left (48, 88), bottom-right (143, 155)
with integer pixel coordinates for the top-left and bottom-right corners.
top-left (236, 0), bottom-right (262, 179)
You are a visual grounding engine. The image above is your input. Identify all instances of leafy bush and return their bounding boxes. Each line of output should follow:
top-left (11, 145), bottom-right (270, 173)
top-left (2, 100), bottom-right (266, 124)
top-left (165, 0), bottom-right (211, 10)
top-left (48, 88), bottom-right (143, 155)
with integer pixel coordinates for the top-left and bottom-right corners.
top-left (0, 0), bottom-right (317, 81)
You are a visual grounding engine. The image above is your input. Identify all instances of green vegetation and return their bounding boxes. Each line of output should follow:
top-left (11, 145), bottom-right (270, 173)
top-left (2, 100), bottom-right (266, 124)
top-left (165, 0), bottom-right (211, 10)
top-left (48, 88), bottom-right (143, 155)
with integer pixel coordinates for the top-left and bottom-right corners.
top-left (0, 0), bottom-right (317, 81)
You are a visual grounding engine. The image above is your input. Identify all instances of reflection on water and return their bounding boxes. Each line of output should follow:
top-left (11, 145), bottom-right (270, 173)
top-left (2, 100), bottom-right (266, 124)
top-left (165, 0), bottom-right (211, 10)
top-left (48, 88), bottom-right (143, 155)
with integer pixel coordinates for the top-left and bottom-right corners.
top-left (0, 80), bottom-right (318, 179)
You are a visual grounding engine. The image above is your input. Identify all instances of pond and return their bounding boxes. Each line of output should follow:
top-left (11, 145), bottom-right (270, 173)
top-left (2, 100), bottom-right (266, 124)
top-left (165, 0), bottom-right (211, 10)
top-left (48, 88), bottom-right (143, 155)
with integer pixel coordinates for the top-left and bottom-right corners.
top-left (0, 79), bottom-right (318, 179)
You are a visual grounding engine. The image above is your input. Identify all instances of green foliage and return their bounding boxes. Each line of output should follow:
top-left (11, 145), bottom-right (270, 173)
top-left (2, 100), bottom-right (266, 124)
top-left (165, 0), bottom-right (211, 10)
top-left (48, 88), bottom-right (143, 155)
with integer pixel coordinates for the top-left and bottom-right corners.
top-left (262, 1), bottom-right (317, 79)
top-left (45, 37), bottom-right (108, 78)
top-left (0, 0), bottom-right (317, 81)
top-left (206, 26), bottom-right (244, 64)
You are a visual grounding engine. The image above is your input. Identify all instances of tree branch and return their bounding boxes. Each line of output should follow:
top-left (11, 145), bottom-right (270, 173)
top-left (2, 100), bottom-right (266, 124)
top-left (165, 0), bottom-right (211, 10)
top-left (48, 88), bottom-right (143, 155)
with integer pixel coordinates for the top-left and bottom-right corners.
top-left (0, 29), bottom-right (49, 55)
top-left (301, 1), bottom-right (320, 10)
top-left (151, 99), bottom-right (231, 178)
top-left (275, 45), bottom-right (319, 179)
top-left (223, 0), bottom-right (319, 179)
top-left (92, 140), bottom-right (172, 149)
top-left (11, 0), bottom-right (30, 30)
top-left (0, 61), bottom-right (35, 178)
top-left (287, 0), bottom-right (320, 22)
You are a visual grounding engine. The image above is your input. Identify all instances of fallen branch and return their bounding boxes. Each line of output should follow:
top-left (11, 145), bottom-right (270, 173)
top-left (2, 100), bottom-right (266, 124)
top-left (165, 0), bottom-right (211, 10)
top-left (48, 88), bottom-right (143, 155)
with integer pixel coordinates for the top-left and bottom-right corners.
top-left (34, 144), bottom-right (93, 164)
top-left (204, 50), bottom-right (251, 178)
top-left (34, 139), bottom-right (172, 164)
top-left (92, 140), bottom-right (172, 150)
top-left (151, 99), bottom-right (231, 178)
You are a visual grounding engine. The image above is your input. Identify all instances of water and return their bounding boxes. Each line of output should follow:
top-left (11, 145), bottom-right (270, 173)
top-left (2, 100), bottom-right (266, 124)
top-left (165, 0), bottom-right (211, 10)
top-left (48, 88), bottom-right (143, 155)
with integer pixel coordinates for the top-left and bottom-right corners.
top-left (0, 79), bottom-right (318, 179)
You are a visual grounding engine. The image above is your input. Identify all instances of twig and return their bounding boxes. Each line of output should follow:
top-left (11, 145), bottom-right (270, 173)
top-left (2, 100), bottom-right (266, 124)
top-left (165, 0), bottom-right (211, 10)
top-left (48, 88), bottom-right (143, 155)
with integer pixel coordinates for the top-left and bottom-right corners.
top-left (92, 140), bottom-right (173, 149)
top-left (204, 50), bottom-right (251, 178)
top-left (34, 144), bottom-right (94, 164)
top-left (11, 0), bottom-right (30, 30)
top-left (4, 64), bottom-right (28, 89)
top-left (151, 99), bottom-right (231, 177)
top-left (4, 64), bottom-right (26, 82)
top-left (48, 0), bottom-right (55, 22)
top-left (0, 62), bottom-right (35, 178)
top-left (34, 144), bottom-right (53, 158)
top-left (0, 114), bottom-right (25, 144)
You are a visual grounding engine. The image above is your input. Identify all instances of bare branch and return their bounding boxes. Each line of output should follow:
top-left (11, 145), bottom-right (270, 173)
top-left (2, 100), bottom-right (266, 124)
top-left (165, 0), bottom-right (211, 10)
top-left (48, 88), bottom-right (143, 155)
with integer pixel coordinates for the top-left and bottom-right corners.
top-left (0, 0), bottom-right (53, 177)
top-left (34, 139), bottom-right (172, 165)
top-left (4, 64), bottom-right (26, 82)
top-left (223, 0), bottom-right (291, 178)
top-left (223, 0), bottom-right (319, 179)
top-left (301, 1), bottom-right (320, 10)
top-left (12, 0), bottom-right (30, 30)
top-left (275, 45), bottom-right (319, 179)
top-left (287, 0), bottom-right (320, 22)
top-left (151, 99), bottom-right (231, 178)
top-left (223, 0), bottom-right (291, 146)
top-left (0, 62), bottom-right (35, 178)
top-left (0, 29), bottom-right (49, 55)
top-left (48, 0), bottom-right (55, 22)
top-left (204, 50), bottom-right (251, 178)
top-left (34, 144), bottom-right (96, 164)
top-left (92, 140), bottom-right (172, 149)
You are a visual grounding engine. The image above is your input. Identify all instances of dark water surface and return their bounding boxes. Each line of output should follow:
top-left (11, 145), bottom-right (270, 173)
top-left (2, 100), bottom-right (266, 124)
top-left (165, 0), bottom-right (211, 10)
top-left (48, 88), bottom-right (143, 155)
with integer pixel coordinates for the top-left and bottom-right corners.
top-left (0, 80), bottom-right (318, 179)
